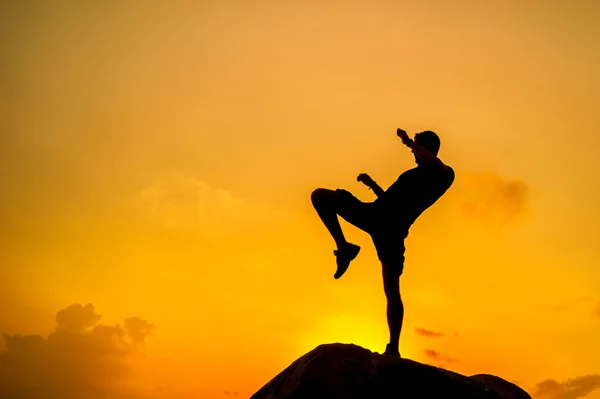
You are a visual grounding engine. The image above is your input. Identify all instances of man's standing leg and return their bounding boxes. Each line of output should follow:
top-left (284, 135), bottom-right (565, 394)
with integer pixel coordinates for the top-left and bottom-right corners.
top-left (373, 234), bottom-right (405, 357)
top-left (311, 188), bottom-right (364, 279)
top-left (382, 261), bottom-right (404, 357)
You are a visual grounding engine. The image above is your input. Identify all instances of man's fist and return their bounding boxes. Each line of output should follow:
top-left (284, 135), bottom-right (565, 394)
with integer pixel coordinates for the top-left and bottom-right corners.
top-left (396, 128), bottom-right (412, 146)
top-left (357, 173), bottom-right (375, 187)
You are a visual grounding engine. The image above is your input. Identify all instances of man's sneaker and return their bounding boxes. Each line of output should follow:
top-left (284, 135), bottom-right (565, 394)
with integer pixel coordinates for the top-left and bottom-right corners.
top-left (333, 243), bottom-right (360, 279)
top-left (383, 343), bottom-right (401, 358)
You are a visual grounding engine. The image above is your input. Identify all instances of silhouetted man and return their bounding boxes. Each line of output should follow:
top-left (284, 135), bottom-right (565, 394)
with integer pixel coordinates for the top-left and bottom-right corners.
top-left (311, 129), bottom-right (454, 357)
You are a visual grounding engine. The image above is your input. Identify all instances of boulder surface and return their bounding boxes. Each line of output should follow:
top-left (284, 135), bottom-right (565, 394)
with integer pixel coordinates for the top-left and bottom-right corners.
top-left (251, 343), bottom-right (531, 399)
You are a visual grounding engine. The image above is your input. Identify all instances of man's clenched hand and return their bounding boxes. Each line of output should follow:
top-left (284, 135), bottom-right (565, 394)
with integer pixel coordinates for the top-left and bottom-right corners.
top-left (357, 173), bottom-right (375, 187)
top-left (358, 173), bottom-right (385, 197)
top-left (396, 128), bottom-right (413, 146)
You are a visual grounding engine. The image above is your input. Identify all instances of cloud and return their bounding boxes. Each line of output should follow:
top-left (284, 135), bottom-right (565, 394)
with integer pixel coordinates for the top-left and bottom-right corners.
top-left (55, 303), bottom-right (103, 333)
top-left (549, 296), bottom-right (594, 315)
top-left (533, 374), bottom-right (600, 399)
top-left (457, 172), bottom-right (530, 230)
top-left (414, 327), bottom-right (447, 338)
top-left (0, 304), bottom-right (156, 399)
top-left (423, 349), bottom-right (457, 363)
top-left (593, 302), bottom-right (600, 319)
top-left (137, 174), bottom-right (283, 237)
top-left (125, 317), bottom-right (156, 345)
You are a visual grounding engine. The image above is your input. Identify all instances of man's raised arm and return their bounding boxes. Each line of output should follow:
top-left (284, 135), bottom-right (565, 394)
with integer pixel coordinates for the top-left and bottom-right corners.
top-left (409, 140), bottom-right (447, 170)
top-left (397, 128), bottom-right (447, 170)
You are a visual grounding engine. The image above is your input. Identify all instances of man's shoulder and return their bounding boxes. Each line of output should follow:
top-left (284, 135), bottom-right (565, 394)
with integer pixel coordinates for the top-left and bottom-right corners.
top-left (404, 165), bottom-right (454, 184)
top-left (395, 167), bottom-right (420, 180)
top-left (425, 164), bottom-right (455, 186)
top-left (441, 165), bottom-right (455, 188)
top-left (403, 166), bottom-right (421, 174)
top-left (419, 164), bottom-right (454, 176)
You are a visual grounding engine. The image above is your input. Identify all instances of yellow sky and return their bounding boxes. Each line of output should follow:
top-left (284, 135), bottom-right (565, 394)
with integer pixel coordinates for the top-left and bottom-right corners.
top-left (1, 1), bottom-right (600, 398)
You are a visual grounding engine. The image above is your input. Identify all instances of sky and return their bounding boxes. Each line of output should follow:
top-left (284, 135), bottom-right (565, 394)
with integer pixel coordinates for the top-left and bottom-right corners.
top-left (1, 1), bottom-right (599, 398)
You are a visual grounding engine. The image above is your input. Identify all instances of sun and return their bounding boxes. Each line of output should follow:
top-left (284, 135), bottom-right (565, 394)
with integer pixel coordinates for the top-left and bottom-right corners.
top-left (295, 314), bottom-right (391, 355)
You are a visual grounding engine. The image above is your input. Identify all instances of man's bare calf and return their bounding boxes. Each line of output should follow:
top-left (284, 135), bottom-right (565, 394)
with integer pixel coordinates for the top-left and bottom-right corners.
top-left (311, 188), bottom-right (362, 279)
top-left (382, 263), bottom-right (403, 357)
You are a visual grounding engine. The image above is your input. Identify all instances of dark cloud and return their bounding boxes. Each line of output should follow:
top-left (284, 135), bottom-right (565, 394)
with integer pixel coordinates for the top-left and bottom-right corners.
top-left (423, 349), bottom-right (457, 363)
top-left (0, 303), bottom-right (156, 399)
top-left (125, 317), bottom-right (156, 345)
top-left (458, 173), bottom-right (530, 230)
top-left (55, 303), bottom-right (103, 333)
top-left (534, 374), bottom-right (600, 399)
top-left (414, 327), bottom-right (446, 338)
top-left (593, 302), bottom-right (600, 319)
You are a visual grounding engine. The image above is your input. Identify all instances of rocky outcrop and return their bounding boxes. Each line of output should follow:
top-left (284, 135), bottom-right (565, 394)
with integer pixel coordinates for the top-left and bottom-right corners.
top-left (251, 343), bottom-right (531, 399)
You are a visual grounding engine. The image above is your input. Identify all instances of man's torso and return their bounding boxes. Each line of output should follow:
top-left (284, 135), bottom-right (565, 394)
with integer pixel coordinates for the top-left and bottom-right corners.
top-left (372, 165), bottom-right (455, 235)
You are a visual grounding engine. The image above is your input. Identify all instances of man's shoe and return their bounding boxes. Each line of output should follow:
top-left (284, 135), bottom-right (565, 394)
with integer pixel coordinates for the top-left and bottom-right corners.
top-left (333, 243), bottom-right (360, 279)
top-left (383, 343), bottom-right (401, 358)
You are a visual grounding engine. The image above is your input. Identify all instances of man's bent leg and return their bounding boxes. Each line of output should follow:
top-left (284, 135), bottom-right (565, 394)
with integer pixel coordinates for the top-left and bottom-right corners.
top-left (310, 188), bottom-right (347, 248)
top-left (310, 188), bottom-right (365, 279)
top-left (382, 261), bottom-right (404, 357)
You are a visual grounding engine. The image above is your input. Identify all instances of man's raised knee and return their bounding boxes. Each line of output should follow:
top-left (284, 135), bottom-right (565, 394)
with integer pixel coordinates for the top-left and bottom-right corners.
top-left (311, 188), bottom-right (331, 205)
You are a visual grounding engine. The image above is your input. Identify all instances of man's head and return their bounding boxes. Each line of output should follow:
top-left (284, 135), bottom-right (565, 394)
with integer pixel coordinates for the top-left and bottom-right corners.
top-left (413, 130), bottom-right (441, 164)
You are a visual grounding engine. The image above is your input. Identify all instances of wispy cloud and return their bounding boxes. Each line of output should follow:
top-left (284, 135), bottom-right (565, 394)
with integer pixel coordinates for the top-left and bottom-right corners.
top-left (414, 327), bottom-right (447, 338)
top-left (533, 374), bottom-right (600, 399)
top-left (549, 296), bottom-right (594, 315)
top-left (137, 174), bottom-right (285, 238)
top-left (458, 172), bottom-right (530, 230)
top-left (423, 349), bottom-right (457, 363)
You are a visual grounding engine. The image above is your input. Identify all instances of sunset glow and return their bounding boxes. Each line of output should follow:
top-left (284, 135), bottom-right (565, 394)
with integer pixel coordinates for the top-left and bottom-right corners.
top-left (2, 2), bottom-right (600, 398)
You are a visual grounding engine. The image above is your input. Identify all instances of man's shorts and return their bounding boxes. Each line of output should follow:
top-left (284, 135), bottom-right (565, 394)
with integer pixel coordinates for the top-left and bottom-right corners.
top-left (334, 189), bottom-right (406, 275)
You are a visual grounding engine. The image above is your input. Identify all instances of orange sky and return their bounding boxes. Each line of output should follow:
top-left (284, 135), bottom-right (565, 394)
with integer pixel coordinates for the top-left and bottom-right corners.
top-left (1, 1), bottom-right (600, 398)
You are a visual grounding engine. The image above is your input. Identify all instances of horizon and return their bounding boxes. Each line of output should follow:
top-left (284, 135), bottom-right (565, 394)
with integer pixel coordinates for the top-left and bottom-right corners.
top-left (1, 1), bottom-right (600, 399)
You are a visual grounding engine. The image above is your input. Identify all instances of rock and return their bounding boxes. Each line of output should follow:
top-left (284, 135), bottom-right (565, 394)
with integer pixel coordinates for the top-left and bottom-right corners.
top-left (251, 343), bottom-right (531, 399)
top-left (470, 375), bottom-right (530, 399)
